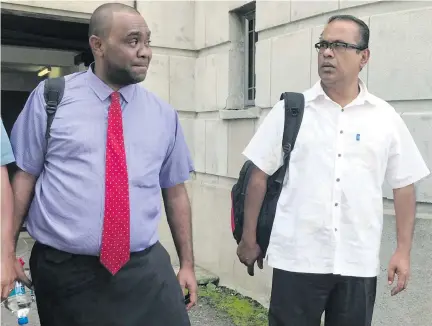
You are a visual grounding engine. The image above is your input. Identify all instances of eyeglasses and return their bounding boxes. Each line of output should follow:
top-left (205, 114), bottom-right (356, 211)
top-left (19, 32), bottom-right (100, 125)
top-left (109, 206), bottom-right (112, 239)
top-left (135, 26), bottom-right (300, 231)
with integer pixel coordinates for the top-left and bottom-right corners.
top-left (314, 41), bottom-right (367, 53)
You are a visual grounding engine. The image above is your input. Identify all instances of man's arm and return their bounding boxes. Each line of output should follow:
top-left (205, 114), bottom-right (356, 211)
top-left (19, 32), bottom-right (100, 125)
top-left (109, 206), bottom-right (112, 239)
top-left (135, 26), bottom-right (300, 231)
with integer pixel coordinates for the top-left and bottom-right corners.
top-left (387, 184), bottom-right (417, 296)
top-left (159, 110), bottom-right (194, 267)
top-left (159, 109), bottom-right (196, 308)
top-left (0, 167), bottom-right (34, 298)
top-left (1, 120), bottom-right (33, 297)
top-left (237, 167), bottom-right (268, 276)
top-left (8, 80), bottom-right (47, 243)
top-left (0, 166), bottom-right (18, 299)
top-left (11, 170), bottom-right (37, 245)
top-left (242, 167), bottom-right (268, 244)
top-left (385, 111), bottom-right (430, 296)
top-left (393, 184), bottom-right (416, 255)
top-left (1, 120), bottom-right (16, 253)
top-left (162, 184), bottom-right (193, 269)
top-left (237, 100), bottom-right (285, 275)
top-left (1, 166), bottom-right (15, 257)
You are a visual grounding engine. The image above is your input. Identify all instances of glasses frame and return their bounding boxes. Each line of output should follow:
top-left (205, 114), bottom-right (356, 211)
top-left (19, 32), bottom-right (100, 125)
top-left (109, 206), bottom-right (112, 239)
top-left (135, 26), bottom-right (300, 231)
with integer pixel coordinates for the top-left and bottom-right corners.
top-left (314, 40), bottom-right (367, 53)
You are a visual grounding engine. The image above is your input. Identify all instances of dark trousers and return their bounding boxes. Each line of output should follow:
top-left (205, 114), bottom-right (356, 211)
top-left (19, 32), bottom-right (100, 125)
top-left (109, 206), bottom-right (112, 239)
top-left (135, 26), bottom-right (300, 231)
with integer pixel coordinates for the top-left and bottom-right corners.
top-left (269, 269), bottom-right (377, 326)
top-left (29, 241), bottom-right (190, 326)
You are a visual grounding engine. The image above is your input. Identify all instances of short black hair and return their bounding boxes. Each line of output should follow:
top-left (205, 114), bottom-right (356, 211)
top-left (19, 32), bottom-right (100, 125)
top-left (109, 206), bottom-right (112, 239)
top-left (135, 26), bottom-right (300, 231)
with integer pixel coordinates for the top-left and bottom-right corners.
top-left (88, 2), bottom-right (140, 39)
top-left (327, 14), bottom-right (369, 49)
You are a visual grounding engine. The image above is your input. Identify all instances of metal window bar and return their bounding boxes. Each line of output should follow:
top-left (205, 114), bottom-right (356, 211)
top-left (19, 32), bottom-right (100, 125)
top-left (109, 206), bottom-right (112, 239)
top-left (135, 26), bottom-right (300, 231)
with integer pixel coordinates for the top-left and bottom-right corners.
top-left (244, 11), bottom-right (257, 107)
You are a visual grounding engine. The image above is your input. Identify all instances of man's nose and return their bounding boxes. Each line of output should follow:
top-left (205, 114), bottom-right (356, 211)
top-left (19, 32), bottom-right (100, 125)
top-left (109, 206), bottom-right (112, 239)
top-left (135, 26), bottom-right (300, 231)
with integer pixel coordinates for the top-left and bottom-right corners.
top-left (138, 44), bottom-right (151, 58)
top-left (323, 47), bottom-right (334, 58)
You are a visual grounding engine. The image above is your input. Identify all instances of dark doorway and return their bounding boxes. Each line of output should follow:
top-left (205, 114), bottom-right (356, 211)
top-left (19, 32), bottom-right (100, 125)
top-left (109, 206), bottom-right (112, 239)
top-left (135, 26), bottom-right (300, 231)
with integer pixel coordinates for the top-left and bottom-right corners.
top-left (1, 9), bottom-right (93, 65)
top-left (1, 90), bottom-right (29, 135)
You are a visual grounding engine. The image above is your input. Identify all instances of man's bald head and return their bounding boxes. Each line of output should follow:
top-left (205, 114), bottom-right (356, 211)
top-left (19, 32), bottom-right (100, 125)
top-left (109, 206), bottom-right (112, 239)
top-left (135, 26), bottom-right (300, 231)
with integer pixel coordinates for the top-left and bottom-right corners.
top-left (88, 3), bottom-right (141, 39)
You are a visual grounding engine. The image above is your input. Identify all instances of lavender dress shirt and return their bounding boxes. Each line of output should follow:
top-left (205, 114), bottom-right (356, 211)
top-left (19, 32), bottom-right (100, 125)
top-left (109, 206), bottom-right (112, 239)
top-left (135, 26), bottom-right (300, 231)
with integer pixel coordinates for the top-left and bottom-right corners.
top-left (10, 65), bottom-right (194, 256)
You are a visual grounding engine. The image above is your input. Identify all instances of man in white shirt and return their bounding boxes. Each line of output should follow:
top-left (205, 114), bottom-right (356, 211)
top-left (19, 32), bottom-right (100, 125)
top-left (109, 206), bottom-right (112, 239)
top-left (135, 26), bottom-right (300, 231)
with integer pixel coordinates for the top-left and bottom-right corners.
top-left (237, 14), bottom-right (430, 326)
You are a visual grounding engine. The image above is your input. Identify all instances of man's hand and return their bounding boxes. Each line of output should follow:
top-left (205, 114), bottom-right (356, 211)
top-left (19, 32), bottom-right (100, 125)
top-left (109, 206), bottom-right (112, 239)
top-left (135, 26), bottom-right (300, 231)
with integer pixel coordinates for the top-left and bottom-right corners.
top-left (237, 238), bottom-right (263, 276)
top-left (1, 256), bottom-right (31, 301)
top-left (1, 254), bottom-right (17, 301)
top-left (177, 266), bottom-right (197, 310)
top-left (387, 249), bottom-right (410, 296)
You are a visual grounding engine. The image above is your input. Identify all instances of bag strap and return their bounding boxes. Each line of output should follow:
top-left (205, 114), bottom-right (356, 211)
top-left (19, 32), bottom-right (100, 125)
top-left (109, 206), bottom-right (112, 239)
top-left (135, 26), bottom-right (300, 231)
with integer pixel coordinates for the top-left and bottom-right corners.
top-left (275, 92), bottom-right (305, 183)
top-left (43, 77), bottom-right (65, 142)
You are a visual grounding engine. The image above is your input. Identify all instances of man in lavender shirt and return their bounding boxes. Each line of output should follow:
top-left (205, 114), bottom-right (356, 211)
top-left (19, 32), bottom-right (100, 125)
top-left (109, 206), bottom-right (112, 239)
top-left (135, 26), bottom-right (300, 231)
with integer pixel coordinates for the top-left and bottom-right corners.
top-left (7, 3), bottom-right (196, 325)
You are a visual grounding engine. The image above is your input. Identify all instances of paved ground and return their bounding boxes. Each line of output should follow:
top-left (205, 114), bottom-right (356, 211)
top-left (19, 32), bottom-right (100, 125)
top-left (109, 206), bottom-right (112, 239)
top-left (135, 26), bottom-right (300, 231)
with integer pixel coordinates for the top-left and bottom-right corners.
top-left (194, 299), bottom-right (236, 326)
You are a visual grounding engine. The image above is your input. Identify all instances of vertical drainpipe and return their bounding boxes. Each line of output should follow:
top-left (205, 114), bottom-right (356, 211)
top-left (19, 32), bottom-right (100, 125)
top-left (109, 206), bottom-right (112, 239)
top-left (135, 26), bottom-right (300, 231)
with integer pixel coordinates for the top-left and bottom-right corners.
top-left (133, 0), bottom-right (137, 10)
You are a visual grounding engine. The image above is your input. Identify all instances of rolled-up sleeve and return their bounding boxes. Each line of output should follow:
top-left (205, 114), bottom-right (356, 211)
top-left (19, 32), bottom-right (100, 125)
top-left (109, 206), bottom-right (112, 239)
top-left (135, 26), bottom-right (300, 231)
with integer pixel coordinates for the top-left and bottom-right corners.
top-left (159, 110), bottom-right (194, 188)
top-left (10, 81), bottom-right (47, 177)
top-left (385, 112), bottom-right (430, 189)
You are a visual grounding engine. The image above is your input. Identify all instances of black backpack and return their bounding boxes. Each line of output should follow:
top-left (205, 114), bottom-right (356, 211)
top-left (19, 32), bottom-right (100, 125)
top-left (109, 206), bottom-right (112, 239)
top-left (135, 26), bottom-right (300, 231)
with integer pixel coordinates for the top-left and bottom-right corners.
top-left (230, 92), bottom-right (305, 256)
top-left (43, 76), bottom-right (65, 143)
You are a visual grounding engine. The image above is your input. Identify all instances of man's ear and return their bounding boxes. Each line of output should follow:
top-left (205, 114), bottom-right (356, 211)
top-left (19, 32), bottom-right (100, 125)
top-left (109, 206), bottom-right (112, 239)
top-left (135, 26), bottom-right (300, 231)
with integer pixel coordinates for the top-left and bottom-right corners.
top-left (360, 48), bottom-right (370, 70)
top-left (89, 35), bottom-right (104, 58)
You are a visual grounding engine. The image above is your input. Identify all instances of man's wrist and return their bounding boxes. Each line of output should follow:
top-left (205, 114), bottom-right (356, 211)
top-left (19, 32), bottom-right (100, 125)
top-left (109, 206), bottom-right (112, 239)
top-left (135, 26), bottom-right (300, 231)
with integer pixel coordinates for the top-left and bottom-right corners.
top-left (241, 231), bottom-right (257, 245)
top-left (180, 260), bottom-right (194, 270)
top-left (1, 241), bottom-right (16, 258)
top-left (396, 244), bottom-right (411, 256)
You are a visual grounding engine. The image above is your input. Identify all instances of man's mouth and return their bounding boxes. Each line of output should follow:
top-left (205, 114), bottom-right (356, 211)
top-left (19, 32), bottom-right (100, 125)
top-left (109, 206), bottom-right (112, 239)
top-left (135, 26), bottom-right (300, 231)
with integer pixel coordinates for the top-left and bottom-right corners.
top-left (133, 65), bottom-right (148, 72)
top-left (321, 63), bottom-right (335, 68)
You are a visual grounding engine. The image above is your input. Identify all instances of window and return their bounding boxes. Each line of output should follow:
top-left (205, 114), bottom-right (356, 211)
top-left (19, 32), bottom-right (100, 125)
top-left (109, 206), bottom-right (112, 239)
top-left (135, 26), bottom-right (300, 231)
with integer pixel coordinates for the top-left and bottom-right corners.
top-left (243, 10), bottom-right (258, 107)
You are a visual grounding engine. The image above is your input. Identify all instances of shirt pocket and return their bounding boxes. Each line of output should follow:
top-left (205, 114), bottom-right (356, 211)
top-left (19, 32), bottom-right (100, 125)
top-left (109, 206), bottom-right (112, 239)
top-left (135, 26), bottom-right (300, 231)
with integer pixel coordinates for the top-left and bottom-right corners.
top-left (343, 130), bottom-right (387, 170)
top-left (126, 140), bottom-right (165, 188)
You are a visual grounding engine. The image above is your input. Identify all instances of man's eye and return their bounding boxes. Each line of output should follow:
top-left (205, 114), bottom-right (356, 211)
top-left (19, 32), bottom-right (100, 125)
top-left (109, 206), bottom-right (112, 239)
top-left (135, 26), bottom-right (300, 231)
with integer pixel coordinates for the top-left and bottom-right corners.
top-left (130, 39), bottom-right (138, 46)
top-left (334, 42), bottom-right (347, 48)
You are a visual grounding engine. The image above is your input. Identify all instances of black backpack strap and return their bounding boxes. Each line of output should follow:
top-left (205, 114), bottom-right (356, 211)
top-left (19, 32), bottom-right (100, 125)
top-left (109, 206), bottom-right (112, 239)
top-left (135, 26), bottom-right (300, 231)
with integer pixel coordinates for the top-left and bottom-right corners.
top-left (43, 77), bottom-right (65, 142)
top-left (275, 92), bottom-right (305, 183)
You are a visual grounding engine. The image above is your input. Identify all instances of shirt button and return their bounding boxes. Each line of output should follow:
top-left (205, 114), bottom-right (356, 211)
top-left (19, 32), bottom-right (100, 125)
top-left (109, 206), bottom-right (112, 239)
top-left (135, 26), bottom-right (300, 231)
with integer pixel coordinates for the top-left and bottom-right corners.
top-left (338, 154), bottom-right (342, 157)
top-left (335, 228), bottom-right (338, 231)
top-left (340, 130), bottom-right (343, 134)
top-left (341, 109), bottom-right (344, 112)
top-left (336, 178), bottom-right (340, 182)
top-left (335, 203), bottom-right (339, 207)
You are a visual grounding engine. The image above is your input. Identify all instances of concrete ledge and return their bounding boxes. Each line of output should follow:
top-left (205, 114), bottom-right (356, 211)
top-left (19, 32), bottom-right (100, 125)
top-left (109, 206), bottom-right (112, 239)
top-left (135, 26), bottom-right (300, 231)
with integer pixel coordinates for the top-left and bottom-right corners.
top-left (219, 107), bottom-right (261, 120)
top-left (173, 264), bottom-right (220, 285)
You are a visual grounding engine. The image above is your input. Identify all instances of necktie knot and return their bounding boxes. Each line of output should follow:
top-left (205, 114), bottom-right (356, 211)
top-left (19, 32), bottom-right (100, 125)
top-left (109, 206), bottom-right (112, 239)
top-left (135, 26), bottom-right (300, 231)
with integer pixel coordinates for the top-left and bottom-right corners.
top-left (111, 92), bottom-right (120, 103)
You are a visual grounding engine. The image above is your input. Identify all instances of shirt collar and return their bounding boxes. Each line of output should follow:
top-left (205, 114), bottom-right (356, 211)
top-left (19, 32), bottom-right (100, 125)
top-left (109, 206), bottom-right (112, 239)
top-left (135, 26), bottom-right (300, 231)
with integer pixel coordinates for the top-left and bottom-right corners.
top-left (304, 78), bottom-right (377, 106)
top-left (86, 63), bottom-right (136, 103)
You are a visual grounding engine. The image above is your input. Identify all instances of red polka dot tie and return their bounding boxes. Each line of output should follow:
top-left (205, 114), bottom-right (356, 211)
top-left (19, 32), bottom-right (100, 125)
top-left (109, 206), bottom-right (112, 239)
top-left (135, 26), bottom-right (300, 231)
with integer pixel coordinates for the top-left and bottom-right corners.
top-left (100, 91), bottom-right (130, 275)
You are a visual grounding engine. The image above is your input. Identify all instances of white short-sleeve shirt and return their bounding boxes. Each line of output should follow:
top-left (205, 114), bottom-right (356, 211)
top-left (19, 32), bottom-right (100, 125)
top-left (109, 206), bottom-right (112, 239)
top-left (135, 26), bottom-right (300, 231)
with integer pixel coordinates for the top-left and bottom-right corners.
top-left (243, 80), bottom-right (430, 277)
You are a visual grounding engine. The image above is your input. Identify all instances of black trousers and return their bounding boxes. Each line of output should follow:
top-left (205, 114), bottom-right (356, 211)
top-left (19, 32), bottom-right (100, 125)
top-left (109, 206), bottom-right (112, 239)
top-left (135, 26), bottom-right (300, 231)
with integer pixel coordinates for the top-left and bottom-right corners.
top-left (269, 269), bottom-right (377, 326)
top-left (29, 241), bottom-right (190, 326)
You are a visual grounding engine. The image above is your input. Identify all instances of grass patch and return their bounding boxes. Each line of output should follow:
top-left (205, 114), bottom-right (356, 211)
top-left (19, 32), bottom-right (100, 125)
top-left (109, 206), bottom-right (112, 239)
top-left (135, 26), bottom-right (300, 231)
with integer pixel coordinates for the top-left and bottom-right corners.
top-left (198, 283), bottom-right (268, 326)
